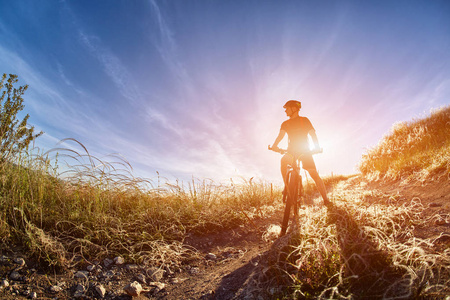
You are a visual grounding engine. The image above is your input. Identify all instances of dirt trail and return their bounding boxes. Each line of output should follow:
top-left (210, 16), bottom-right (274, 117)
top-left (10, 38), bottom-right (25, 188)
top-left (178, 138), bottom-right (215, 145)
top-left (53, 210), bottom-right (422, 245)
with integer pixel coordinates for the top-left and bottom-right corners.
top-left (163, 215), bottom-right (280, 300)
top-left (164, 174), bottom-right (450, 300)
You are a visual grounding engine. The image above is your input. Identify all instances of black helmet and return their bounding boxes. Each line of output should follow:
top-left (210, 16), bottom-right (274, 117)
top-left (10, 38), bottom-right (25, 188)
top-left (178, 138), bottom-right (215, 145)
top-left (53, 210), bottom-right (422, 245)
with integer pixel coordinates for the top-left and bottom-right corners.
top-left (283, 100), bottom-right (301, 109)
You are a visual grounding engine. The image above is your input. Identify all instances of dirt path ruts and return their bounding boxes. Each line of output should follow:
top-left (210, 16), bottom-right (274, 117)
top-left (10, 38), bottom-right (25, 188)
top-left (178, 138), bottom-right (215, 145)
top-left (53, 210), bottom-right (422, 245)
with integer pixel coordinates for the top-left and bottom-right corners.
top-left (162, 216), bottom-right (278, 300)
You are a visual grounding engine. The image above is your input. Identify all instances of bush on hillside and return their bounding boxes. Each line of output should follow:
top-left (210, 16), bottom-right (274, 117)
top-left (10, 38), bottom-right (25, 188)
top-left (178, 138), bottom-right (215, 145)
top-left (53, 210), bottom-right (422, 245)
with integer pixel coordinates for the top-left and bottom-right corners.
top-left (359, 106), bottom-right (450, 181)
top-left (0, 73), bottom-right (43, 161)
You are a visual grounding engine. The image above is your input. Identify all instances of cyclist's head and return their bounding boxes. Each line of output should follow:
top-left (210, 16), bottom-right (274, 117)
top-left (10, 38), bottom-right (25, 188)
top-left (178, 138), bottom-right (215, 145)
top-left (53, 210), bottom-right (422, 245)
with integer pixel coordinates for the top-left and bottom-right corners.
top-left (283, 100), bottom-right (301, 111)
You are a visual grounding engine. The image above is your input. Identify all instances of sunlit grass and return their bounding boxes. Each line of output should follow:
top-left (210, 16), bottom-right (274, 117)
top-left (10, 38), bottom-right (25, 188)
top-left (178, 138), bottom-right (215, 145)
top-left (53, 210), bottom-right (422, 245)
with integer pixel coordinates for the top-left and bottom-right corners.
top-left (359, 105), bottom-right (450, 181)
top-left (262, 183), bottom-right (449, 299)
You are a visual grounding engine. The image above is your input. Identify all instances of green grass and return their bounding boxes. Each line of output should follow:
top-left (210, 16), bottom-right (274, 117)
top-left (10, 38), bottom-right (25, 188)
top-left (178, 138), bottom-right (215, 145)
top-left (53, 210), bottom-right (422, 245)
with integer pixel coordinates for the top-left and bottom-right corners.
top-left (359, 105), bottom-right (450, 181)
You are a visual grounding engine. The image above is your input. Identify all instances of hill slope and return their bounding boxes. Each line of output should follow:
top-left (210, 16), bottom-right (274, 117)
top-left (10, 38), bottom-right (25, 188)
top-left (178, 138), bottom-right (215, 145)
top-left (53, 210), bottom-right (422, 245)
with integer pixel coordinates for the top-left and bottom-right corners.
top-left (359, 105), bottom-right (450, 181)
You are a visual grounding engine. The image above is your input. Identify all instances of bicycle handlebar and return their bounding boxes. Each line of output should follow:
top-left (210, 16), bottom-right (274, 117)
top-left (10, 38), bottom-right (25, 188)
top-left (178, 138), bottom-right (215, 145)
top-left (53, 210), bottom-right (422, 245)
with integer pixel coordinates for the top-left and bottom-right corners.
top-left (268, 145), bottom-right (323, 156)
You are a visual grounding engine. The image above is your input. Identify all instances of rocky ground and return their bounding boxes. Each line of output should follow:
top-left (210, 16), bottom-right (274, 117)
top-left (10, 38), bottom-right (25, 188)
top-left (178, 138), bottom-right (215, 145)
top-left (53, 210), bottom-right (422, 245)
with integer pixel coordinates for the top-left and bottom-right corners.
top-left (1, 174), bottom-right (449, 299)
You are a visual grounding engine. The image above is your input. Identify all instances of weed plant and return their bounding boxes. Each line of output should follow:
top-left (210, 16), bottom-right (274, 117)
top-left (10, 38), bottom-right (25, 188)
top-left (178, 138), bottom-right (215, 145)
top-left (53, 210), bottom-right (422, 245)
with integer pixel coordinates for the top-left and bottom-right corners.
top-left (359, 105), bottom-right (450, 181)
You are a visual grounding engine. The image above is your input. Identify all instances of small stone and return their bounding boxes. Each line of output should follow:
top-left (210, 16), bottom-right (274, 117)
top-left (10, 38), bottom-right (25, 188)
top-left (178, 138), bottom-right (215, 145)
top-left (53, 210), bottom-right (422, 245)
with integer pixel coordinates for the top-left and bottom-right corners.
top-left (73, 284), bottom-right (85, 298)
top-left (87, 264), bottom-right (96, 272)
top-left (103, 270), bottom-right (115, 279)
top-left (0, 255), bottom-right (9, 263)
top-left (9, 271), bottom-right (21, 281)
top-left (74, 271), bottom-right (89, 279)
top-left (30, 291), bottom-right (38, 299)
top-left (269, 287), bottom-right (277, 295)
top-left (136, 273), bottom-right (146, 284)
top-left (103, 258), bottom-right (113, 268)
top-left (123, 281), bottom-right (142, 297)
top-left (205, 253), bottom-right (217, 260)
top-left (149, 281), bottom-right (166, 294)
top-left (13, 257), bottom-right (26, 267)
top-left (125, 264), bottom-right (139, 271)
top-left (114, 256), bottom-right (125, 265)
top-left (50, 285), bottom-right (62, 293)
top-left (147, 267), bottom-right (163, 281)
top-left (95, 284), bottom-right (106, 298)
top-left (0, 279), bottom-right (9, 289)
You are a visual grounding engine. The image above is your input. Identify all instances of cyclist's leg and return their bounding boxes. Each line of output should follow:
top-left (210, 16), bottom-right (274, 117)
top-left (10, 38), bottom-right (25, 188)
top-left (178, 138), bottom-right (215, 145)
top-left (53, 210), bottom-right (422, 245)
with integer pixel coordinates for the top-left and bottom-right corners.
top-left (301, 154), bottom-right (331, 206)
top-left (306, 168), bottom-right (331, 205)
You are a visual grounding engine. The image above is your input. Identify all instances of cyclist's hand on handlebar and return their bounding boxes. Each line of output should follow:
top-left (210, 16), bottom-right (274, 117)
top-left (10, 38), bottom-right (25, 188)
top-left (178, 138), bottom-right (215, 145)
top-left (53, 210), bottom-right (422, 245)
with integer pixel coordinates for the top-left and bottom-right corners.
top-left (311, 146), bottom-right (323, 154)
top-left (268, 145), bottom-right (279, 151)
top-left (268, 145), bottom-right (286, 154)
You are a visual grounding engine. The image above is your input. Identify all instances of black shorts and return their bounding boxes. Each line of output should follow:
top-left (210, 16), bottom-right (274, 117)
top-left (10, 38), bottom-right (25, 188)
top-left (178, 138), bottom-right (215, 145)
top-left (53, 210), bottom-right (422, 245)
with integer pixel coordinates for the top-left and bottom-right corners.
top-left (288, 152), bottom-right (317, 170)
top-left (299, 154), bottom-right (316, 170)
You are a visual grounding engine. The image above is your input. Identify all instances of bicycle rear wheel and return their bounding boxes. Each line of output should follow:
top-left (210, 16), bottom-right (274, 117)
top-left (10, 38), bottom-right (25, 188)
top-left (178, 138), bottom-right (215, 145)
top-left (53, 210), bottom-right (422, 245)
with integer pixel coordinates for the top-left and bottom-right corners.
top-left (281, 170), bottom-right (299, 236)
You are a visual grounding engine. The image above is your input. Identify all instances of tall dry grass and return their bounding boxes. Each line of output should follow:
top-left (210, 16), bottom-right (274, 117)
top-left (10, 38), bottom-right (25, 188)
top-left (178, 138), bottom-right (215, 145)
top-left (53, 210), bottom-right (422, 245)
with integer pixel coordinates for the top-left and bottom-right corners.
top-left (359, 105), bottom-right (450, 181)
top-left (0, 138), bottom-right (276, 269)
top-left (263, 184), bottom-right (449, 299)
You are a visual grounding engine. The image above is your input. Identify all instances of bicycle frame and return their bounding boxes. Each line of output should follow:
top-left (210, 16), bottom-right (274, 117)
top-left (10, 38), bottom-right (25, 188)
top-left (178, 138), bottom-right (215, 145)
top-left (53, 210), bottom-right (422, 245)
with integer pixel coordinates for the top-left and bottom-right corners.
top-left (268, 146), bottom-right (322, 236)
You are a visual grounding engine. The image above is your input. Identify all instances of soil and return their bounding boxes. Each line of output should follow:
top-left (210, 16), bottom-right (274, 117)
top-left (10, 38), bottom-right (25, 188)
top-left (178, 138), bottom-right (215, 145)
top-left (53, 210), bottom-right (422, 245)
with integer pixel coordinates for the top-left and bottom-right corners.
top-left (1, 174), bottom-right (449, 299)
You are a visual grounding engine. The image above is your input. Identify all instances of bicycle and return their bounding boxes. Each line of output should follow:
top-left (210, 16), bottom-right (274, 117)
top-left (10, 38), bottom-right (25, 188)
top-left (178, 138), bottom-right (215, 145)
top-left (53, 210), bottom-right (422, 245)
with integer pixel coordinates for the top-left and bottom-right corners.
top-left (268, 146), bottom-right (323, 236)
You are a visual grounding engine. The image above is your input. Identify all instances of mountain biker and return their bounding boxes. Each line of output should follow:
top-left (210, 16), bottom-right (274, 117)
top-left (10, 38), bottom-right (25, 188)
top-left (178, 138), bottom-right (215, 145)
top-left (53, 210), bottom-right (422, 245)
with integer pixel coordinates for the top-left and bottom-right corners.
top-left (270, 100), bottom-right (331, 206)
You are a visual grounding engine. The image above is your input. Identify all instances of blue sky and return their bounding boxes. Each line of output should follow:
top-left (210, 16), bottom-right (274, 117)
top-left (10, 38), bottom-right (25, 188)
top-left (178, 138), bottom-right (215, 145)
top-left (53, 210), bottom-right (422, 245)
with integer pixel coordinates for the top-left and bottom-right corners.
top-left (0, 0), bottom-right (449, 184)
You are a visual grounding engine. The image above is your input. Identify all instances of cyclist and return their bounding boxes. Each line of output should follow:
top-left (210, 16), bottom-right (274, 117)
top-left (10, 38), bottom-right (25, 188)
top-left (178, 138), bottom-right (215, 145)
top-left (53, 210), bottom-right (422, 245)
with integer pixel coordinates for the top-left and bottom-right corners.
top-left (270, 100), bottom-right (331, 206)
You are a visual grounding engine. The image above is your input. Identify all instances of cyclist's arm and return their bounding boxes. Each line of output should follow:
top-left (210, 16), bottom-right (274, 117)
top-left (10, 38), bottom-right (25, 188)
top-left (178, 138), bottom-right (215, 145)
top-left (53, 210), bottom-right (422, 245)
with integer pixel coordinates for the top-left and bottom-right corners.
top-left (308, 129), bottom-right (321, 151)
top-left (271, 130), bottom-right (286, 149)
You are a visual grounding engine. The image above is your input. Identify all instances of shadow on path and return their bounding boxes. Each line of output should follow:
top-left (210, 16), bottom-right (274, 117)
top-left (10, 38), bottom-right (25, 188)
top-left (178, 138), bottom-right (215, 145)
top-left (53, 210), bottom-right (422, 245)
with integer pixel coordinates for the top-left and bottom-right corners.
top-left (209, 234), bottom-right (293, 300)
top-left (327, 204), bottom-right (407, 299)
top-left (208, 254), bottom-right (260, 300)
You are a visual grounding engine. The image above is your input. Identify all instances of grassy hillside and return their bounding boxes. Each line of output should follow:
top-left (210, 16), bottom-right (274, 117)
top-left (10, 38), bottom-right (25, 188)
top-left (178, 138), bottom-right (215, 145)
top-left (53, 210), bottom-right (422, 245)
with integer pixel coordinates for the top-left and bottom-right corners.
top-left (359, 105), bottom-right (450, 181)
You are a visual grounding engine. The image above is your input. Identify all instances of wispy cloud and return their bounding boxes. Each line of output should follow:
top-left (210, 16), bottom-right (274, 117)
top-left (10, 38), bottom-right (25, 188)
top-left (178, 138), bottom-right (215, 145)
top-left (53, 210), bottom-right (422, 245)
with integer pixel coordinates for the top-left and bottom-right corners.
top-left (148, 0), bottom-right (195, 98)
top-left (77, 32), bottom-right (142, 105)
